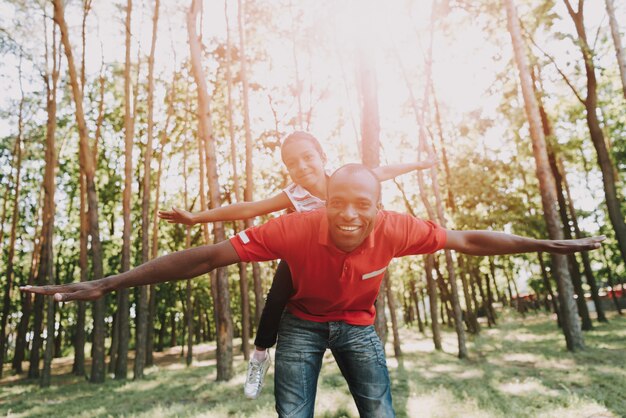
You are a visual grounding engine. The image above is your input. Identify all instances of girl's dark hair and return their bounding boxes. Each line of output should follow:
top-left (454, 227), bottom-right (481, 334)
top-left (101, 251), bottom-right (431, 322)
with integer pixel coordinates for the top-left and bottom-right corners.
top-left (280, 131), bottom-right (326, 161)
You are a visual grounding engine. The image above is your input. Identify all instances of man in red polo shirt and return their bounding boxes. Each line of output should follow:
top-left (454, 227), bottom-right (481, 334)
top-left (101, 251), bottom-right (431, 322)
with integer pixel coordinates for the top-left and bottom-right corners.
top-left (23, 164), bottom-right (604, 418)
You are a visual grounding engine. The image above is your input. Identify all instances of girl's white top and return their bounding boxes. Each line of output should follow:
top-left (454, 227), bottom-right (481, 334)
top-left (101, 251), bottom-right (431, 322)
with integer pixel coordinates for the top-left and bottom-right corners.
top-left (283, 183), bottom-right (325, 213)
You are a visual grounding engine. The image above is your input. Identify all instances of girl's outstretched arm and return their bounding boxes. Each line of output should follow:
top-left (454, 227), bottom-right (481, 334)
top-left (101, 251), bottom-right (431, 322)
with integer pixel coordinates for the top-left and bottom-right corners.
top-left (158, 192), bottom-right (292, 225)
top-left (372, 153), bottom-right (437, 182)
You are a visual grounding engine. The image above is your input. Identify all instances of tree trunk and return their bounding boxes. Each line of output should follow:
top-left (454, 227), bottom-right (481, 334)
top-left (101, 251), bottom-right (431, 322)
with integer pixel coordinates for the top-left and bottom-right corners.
top-left (186, 286), bottom-right (193, 366)
top-left (395, 9), bottom-right (445, 349)
top-left (0, 140), bottom-right (15, 259)
top-left (54, 0), bottom-right (107, 380)
top-left (183, 120), bottom-right (194, 366)
top-left (0, 55), bottom-right (24, 379)
top-left (356, 37), bottom-right (388, 342)
top-left (457, 256), bottom-right (480, 334)
top-left (430, 152), bottom-right (467, 357)
top-left (131, 0), bottom-right (149, 379)
top-left (226, 0), bottom-right (250, 358)
top-left (188, 0), bottom-right (233, 381)
top-left (506, 0), bottom-right (583, 351)
top-left (112, 0), bottom-right (134, 381)
top-left (488, 258), bottom-right (503, 304)
top-left (533, 61), bottom-right (600, 327)
top-left (385, 272), bottom-right (402, 357)
top-left (169, 311), bottom-right (177, 347)
top-left (484, 273), bottom-right (497, 324)
top-left (40, 13), bottom-right (60, 387)
top-left (604, 0), bottom-right (626, 99)
top-left (473, 267), bottom-right (494, 327)
top-left (563, 0), bottom-right (626, 269)
top-left (538, 253), bottom-right (561, 321)
top-left (13, 211), bottom-right (42, 373)
top-left (558, 157), bottom-right (607, 322)
top-left (409, 280), bottom-right (425, 334)
top-left (425, 255), bottom-right (442, 349)
top-left (547, 151), bottom-right (593, 329)
top-left (149, 71), bottom-right (175, 364)
top-left (143, 0), bottom-right (160, 369)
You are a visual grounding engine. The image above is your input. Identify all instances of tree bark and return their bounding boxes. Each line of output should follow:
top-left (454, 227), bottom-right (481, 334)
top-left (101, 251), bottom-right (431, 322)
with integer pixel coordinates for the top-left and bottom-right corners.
top-left (356, 37), bottom-right (388, 342)
top-left (457, 256), bottom-right (480, 334)
top-left (604, 0), bottom-right (626, 99)
top-left (563, 0), bottom-right (626, 269)
top-left (558, 157), bottom-right (607, 322)
top-left (506, 0), bottom-right (583, 351)
top-left (0, 54), bottom-right (24, 379)
top-left (533, 59), bottom-right (601, 327)
top-left (40, 11), bottom-right (60, 387)
top-left (13, 205), bottom-right (42, 373)
top-left (188, 0), bottom-right (233, 380)
top-left (113, 0), bottom-right (133, 381)
top-left (431, 153), bottom-right (467, 357)
top-left (547, 151), bottom-right (593, 329)
top-left (144, 0), bottom-right (160, 368)
top-left (149, 71), bottom-right (176, 363)
top-left (183, 118), bottom-right (194, 366)
top-left (409, 280), bottom-right (425, 334)
top-left (236, 0), bottom-right (262, 329)
top-left (53, 0), bottom-right (107, 380)
top-left (385, 273), bottom-right (402, 358)
top-left (226, 0), bottom-right (250, 359)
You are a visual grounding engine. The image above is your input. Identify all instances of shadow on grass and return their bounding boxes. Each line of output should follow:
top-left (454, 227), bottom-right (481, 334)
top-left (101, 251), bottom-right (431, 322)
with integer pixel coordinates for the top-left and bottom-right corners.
top-left (394, 311), bottom-right (626, 417)
top-left (1, 311), bottom-right (624, 417)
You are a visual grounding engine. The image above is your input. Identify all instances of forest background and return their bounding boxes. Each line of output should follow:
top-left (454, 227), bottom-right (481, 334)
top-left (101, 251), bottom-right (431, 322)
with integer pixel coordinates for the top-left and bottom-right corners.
top-left (0, 0), bottom-right (625, 415)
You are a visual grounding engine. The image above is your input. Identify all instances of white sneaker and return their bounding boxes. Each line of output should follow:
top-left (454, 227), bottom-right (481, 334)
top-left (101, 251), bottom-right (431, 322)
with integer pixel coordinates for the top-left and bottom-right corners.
top-left (244, 350), bottom-right (271, 399)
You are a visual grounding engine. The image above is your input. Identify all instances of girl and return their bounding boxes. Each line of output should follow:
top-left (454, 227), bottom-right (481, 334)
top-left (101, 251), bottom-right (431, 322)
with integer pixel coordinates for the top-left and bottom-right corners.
top-left (158, 131), bottom-right (435, 399)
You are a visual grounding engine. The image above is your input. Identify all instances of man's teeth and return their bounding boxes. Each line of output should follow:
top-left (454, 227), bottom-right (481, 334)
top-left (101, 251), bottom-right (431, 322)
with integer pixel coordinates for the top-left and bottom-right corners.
top-left (339, 225), bottom-right (359, 231)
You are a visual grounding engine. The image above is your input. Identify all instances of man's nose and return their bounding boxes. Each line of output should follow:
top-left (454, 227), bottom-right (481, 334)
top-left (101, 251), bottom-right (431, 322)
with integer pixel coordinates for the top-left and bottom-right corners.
top-left (341, 204), bottom-right (357, 220)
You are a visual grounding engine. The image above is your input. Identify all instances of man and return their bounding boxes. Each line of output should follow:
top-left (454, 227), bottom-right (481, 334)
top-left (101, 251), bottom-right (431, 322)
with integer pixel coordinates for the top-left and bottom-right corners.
top-left (22, 164), bottom-right (604, 418)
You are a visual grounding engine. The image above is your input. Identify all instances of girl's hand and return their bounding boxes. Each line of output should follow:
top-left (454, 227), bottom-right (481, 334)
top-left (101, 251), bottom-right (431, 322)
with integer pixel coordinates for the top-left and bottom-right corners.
top-left (158, 207), bottom-right (196, 225)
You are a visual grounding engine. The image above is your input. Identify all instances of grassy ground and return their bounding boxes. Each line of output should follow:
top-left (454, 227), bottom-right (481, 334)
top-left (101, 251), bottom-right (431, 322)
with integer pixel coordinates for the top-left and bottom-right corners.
top-left (1, 310), bottom-right (624, 417)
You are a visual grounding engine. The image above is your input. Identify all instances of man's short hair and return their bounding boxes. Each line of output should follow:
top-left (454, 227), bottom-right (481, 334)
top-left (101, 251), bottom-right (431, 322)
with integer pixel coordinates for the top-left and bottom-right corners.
top-left (328, 164), bottom-right (381, 201)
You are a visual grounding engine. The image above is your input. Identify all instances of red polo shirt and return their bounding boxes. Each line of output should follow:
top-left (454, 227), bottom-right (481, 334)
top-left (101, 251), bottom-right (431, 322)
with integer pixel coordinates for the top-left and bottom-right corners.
top-left (229, 209), bottom-right (446, 325)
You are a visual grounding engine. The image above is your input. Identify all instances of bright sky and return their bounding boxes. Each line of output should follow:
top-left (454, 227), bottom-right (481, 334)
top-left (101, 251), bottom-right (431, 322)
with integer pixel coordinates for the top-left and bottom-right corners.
top-left (0, 0), bottom-right (622, 219)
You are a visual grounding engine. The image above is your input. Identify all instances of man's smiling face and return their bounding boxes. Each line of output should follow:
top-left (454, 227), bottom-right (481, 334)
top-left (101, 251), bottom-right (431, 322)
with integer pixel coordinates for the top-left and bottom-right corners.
top-left (326, 165), bottom-right (380, 253)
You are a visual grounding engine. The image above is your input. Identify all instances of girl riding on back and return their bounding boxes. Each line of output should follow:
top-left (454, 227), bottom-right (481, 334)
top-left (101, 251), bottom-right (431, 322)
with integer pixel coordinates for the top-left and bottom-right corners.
top-left (158, 131), bottom-right (435, 399)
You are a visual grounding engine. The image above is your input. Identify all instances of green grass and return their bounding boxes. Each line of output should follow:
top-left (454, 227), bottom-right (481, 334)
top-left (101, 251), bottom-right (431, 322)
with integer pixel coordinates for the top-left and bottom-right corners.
top-left (1, 311), bottom-right (624, 417)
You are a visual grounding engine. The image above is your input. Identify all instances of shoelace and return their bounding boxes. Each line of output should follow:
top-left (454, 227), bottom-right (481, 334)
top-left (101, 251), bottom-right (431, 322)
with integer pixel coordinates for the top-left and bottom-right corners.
top-left (247, 361), bottom-right (263, 385)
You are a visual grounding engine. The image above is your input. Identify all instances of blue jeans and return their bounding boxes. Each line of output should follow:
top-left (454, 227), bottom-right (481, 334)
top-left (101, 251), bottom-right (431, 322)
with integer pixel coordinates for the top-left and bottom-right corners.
top-left (274, 311), bottom-right (395, 418)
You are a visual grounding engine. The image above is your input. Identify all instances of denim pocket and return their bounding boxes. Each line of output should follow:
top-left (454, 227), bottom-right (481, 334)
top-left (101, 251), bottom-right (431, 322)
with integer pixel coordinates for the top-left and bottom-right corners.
top-left (369, 335), bottom-right (388, 368)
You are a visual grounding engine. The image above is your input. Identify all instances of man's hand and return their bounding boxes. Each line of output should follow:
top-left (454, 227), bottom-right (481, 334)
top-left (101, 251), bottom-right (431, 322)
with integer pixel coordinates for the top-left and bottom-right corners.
top-left (546, 236), bottom-right (606, 254)
top-left (158, 207), bottom-right (195, 225)
top-left (445, 230), bottom-right (606, 256)
top-left (21, 280), bottom-right (107, 302)
top-left (20, 241), bottom-right (241, 303)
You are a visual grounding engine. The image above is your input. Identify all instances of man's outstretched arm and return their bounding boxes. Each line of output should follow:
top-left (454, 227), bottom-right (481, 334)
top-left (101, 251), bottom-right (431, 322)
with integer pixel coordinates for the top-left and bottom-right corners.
top-left (444, 230), bottom-right (605, 256)
top-left (21, 240), bottom-right (241, 302)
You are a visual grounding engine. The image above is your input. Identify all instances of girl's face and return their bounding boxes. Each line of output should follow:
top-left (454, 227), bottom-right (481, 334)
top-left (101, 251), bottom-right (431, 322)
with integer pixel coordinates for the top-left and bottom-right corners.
top-left (281, 139), bottom-right (327, 191)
